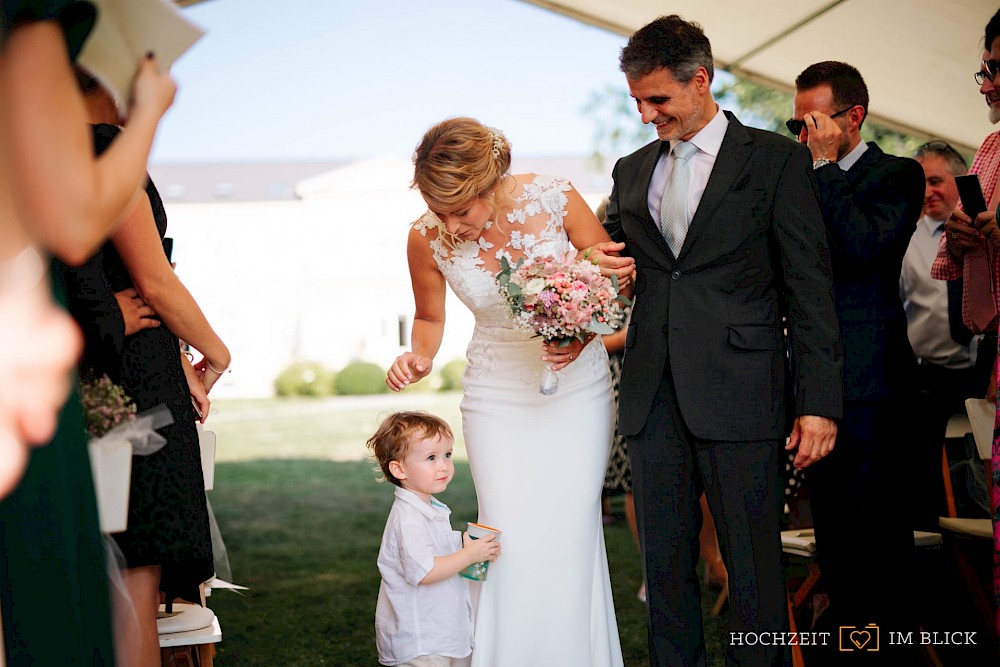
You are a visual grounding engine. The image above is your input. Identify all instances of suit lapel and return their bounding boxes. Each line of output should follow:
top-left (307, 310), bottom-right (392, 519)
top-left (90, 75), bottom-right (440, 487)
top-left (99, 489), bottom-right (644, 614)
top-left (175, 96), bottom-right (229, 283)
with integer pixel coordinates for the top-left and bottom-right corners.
top-left (676, 112), bottom-right (753, 259)
top-left (629, 141), bottom-right (674, 270)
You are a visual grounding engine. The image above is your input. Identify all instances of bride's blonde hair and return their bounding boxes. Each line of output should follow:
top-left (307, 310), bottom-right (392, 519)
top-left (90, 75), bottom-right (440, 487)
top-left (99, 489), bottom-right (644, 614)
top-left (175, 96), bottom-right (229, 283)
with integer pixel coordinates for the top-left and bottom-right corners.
top-left (412, 117), bottom-right (513, 225)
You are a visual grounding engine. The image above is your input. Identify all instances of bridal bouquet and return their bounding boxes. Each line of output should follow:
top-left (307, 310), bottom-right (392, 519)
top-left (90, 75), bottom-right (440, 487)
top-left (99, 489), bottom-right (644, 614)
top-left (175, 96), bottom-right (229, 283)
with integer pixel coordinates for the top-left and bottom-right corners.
top-left (497, 251), bottom-right (630, 394)
top-left (81, 375), bottom-right (172, 532)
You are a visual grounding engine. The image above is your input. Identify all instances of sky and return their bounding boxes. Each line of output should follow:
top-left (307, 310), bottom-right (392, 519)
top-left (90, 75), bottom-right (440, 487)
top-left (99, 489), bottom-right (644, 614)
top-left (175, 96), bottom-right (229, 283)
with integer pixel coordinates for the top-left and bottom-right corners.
top-left (150, 0), bottom-right (643, 164)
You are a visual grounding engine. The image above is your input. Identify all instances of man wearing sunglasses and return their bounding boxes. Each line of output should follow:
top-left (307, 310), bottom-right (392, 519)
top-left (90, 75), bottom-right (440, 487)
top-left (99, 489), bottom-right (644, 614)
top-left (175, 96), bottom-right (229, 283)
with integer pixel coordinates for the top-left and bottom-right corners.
top-left (789, 60), bottom-right (925, 654)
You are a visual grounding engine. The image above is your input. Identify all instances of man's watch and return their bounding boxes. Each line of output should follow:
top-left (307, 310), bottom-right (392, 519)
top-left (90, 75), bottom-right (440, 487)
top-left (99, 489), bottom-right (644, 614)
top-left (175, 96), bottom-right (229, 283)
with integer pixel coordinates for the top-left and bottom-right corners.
top-left (812, 159), bottom-right (834, 170)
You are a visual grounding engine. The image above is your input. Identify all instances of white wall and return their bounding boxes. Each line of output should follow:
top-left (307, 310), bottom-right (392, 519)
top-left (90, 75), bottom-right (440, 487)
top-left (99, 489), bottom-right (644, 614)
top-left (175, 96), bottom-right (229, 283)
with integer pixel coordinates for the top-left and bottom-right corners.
top-left (164, 157), bottom-right (609, 397)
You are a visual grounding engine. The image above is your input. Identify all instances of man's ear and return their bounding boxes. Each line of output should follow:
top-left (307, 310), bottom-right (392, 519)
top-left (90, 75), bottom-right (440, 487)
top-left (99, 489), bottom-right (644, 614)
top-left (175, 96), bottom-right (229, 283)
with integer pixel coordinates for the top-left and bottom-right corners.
top-left (848, 105), bottom-right (866, 131)
top-left (693, 66), bottom-right (711, 94)
top-left (388, 460), bottom-right (406, 481)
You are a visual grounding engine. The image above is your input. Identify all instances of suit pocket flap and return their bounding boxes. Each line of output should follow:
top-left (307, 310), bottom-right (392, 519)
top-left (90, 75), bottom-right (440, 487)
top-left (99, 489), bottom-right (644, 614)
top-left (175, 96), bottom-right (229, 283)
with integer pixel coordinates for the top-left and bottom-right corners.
top-left (727, 325), bottom-right (782, 351)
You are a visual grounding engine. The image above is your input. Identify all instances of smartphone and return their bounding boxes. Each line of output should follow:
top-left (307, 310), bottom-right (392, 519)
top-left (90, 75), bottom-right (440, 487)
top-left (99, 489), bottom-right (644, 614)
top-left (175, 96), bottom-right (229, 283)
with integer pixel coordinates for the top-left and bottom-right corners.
top-left (191, 397), bottom-right (204, 421)
top-left (162, 237), bottom-right (174, 262)
top-left (956, 174), bottom-right (988, 221)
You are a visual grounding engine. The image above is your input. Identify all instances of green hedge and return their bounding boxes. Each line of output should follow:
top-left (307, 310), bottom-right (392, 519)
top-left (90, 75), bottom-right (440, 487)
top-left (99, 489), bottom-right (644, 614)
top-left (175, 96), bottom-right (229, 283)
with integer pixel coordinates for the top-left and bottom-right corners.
top-left (333, 361), bottom-right (388, 395)
top-left (274, 361), bottom-right (334, 397)
top-left (438, 358), bottom-right (467, 391)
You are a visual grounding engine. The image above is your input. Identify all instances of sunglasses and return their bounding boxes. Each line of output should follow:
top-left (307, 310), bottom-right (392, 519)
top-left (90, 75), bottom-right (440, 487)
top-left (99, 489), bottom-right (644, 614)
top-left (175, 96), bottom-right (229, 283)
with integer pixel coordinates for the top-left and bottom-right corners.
top-left (975, 59), bottom-right (1000, 85)
top-left (915, 140), bottom-right (962, 156)
top-left (785, 107), bottom-right (852, 136)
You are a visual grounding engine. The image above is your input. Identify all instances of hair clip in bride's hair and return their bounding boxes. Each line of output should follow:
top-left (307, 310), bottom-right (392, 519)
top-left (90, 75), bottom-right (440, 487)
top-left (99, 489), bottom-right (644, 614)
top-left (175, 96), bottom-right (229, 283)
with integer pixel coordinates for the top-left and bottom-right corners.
top-left (486, 126), bottom-right (505, 160)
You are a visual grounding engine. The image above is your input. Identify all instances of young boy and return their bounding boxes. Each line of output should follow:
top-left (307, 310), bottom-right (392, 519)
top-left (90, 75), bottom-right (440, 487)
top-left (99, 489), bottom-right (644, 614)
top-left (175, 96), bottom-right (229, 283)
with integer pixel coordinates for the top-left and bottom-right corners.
top-left (367, 411), bottom-right (500, 667)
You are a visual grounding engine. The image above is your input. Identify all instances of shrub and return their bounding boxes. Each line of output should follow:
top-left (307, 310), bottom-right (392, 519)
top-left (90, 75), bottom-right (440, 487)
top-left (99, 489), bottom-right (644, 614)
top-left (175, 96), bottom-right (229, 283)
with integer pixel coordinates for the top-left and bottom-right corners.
top-left (274, 361), bottom-right (334, 397)
top-left (438, 358), bottom-right (467, 392)
top-left (399, 374), bottom-right (436, 393)
top-left (333, 361), bottom-right (388, 396)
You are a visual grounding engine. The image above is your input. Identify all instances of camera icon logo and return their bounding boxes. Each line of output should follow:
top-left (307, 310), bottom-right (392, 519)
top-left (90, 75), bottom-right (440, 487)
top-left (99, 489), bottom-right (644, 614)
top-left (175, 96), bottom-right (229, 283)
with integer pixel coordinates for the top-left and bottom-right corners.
top-left (839, 624), bottom-right (879, 652)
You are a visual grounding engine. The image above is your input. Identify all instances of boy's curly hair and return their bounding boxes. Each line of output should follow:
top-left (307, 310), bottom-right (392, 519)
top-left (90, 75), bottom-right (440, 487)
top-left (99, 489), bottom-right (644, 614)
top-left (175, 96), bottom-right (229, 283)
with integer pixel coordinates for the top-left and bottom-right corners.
top-left (366, 411), bottom-right (453, 486)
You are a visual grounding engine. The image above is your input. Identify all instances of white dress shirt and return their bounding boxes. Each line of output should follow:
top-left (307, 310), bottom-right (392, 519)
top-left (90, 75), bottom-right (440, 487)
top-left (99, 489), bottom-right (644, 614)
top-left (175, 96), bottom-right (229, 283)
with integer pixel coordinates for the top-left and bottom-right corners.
top-left (375, 486), bottom-right (473, 666)
top-left (836, 139), bottom-right (869, 172)
top-left (647, 106), bottom-right (729, 224)
top-left (900, 214), bottom-right (977, 368)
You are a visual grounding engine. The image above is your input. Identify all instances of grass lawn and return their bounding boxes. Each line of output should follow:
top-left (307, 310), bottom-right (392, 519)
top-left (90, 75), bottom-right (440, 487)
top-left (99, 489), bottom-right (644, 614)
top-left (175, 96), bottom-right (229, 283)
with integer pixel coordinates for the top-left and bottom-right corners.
top-left (205, 394), bottom-right (726, 665)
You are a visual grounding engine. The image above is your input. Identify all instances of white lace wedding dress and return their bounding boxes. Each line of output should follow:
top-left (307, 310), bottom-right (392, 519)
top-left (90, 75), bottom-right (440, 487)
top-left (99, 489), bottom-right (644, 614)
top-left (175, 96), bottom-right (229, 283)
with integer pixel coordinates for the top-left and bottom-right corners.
top-left (415, 175), bottom-right (623, 666)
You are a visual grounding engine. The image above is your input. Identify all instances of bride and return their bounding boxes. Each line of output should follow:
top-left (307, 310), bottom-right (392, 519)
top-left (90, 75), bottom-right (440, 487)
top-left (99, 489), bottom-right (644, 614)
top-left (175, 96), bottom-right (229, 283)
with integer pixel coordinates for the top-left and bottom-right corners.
top-left (387, 117), bottom-right (632, 666)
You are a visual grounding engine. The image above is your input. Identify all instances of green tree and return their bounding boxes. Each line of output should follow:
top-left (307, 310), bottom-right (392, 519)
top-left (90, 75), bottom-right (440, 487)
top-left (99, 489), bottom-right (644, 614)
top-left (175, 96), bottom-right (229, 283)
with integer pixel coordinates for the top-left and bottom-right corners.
top-left (582, 84), bottom-right (653, 171)
top-left (584, 74), bottom-right (932, 166)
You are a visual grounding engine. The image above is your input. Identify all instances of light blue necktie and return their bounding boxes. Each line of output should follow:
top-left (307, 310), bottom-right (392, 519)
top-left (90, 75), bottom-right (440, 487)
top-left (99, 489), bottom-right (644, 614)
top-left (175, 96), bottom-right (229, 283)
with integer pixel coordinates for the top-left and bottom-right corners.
top-left (659, 141), bottom-right (698, 256)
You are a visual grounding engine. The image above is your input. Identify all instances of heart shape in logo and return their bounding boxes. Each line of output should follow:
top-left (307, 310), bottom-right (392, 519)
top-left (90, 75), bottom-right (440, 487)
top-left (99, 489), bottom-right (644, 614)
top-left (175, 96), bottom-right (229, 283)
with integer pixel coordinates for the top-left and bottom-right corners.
top-left (849, 631), bottom-right (871, 649)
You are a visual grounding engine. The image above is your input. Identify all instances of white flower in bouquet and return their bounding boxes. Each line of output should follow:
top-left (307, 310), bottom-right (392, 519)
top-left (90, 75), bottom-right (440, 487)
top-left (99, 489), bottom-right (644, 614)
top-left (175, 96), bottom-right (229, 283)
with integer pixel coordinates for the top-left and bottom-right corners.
top-left (497, 251), bottom-right (631, 394)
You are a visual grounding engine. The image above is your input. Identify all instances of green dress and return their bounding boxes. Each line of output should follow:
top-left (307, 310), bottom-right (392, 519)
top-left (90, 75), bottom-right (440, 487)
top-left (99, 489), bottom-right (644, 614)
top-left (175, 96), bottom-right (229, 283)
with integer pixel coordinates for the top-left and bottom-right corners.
top-left (0, 3), bottom-right (112, 663)
top-left (0, 273), bottom-right (115, 665)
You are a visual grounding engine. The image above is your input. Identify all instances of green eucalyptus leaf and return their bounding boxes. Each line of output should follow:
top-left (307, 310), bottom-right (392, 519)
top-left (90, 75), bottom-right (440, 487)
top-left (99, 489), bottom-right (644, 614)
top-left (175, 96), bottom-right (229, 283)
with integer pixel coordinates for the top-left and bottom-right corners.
top-left (589, 318), bottom-right (614, 335)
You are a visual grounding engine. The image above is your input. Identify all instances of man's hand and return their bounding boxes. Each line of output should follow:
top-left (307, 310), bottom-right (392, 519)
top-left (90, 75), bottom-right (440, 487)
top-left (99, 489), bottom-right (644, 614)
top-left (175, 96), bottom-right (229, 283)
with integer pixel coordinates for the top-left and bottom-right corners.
top-left (114, 288), bottom-right (160, 335)
top-left (786, 415), bottom-right (837, 469)
top-left (584, 241), bottom-right (635, 289)
top-left (946, 209), bottom-right (987, 258)
top-left (802, 111), bottom-right (842, 162)
top-left (969, 210), bottom-right (1000, 250)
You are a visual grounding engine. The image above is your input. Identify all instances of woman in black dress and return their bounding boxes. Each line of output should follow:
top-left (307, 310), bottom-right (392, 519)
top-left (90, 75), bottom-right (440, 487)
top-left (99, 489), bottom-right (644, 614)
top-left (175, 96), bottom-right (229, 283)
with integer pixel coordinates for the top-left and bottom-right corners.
top-left (80, 82), bottom-right (230, 666)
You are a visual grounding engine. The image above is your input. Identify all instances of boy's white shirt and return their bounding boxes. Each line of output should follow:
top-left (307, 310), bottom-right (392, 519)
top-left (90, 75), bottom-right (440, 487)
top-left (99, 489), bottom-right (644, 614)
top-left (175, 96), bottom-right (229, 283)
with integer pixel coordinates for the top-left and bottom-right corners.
top-left (375, 486), bottom-right (474, 666)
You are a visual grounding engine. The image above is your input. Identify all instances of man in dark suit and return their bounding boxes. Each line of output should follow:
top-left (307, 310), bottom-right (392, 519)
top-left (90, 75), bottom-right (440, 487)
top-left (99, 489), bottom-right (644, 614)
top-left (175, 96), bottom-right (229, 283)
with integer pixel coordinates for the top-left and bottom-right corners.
top-left (603, 16), bottom-right (843, 667)
top-left (790, 61), bottom-right (924, 653)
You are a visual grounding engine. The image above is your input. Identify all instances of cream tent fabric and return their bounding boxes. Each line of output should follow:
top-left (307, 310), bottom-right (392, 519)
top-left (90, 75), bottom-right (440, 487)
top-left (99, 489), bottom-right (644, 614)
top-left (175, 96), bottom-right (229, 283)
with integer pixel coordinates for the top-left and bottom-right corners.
top-left (175, 0), bottom-right (1000, 152)
top-left (175, 0), bottom-right (996, 152)
top-left (522, 0), bottom-right (997, 154)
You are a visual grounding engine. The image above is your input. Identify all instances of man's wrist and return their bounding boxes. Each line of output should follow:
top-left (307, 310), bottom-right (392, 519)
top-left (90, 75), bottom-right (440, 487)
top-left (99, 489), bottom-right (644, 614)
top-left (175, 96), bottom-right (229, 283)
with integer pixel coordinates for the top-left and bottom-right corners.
top-left (812, 158), bottom-right (835, 170)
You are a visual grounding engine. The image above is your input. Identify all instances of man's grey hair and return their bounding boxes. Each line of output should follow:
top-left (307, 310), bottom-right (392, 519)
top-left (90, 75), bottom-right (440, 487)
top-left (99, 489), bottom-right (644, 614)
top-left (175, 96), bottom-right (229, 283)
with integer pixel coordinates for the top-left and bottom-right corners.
top-left (619, 15), bottom-right (714, 84)
top-left (913, 141), bottom-right (967, 176)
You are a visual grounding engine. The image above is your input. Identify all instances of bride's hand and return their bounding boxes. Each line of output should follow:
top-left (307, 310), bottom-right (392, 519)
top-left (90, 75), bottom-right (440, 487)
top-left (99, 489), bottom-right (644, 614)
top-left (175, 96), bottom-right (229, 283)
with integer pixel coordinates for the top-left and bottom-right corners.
top-left (386, 352), bottom-right (433, 392)
top-left (542, 335), bottom-right (592, 371)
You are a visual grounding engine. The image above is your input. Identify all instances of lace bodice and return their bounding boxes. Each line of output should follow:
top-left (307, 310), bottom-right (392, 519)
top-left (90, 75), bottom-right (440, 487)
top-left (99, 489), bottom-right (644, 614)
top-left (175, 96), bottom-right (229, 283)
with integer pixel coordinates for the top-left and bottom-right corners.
top-left (414, 174), bottom-right (576, 331)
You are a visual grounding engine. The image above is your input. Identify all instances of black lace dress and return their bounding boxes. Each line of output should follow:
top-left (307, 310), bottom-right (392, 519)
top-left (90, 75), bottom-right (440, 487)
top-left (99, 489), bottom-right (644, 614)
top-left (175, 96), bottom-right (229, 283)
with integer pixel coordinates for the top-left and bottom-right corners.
top-left (92, 124), bottom-right (213, 602)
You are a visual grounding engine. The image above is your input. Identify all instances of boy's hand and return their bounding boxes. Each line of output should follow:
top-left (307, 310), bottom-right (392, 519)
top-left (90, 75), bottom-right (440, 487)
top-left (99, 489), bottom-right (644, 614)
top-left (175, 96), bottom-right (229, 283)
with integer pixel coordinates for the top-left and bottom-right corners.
top-left (463, 532), bottom-right (500, 563)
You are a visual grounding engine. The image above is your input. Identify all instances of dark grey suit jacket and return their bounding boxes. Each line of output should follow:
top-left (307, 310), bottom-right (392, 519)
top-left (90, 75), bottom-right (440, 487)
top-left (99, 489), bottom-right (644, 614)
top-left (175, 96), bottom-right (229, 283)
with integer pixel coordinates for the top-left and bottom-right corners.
top-left (605, 111), bottom-right (843, 441)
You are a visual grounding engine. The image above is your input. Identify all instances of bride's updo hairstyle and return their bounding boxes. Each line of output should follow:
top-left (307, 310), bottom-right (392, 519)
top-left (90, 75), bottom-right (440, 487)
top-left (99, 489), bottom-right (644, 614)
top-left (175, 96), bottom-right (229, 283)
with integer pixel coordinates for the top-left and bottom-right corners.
top-left (412, 117), bottom-right (513, 219)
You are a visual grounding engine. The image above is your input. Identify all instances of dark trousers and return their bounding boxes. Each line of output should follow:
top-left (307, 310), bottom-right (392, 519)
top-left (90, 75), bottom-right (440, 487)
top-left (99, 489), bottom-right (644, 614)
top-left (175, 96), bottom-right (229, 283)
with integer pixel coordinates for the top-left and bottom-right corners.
top-left (627, 374), bottom-right (788, 667)
top-left (909, 361), bottom-right (990, 530)
top-left (805, 399), bottom-right (917, 664)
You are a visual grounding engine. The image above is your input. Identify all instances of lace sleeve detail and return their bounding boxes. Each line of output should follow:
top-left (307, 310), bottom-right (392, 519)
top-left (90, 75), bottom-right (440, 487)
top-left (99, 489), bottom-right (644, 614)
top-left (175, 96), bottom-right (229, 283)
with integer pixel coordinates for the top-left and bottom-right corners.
top-left (500, 175), bottom-right (574, 265)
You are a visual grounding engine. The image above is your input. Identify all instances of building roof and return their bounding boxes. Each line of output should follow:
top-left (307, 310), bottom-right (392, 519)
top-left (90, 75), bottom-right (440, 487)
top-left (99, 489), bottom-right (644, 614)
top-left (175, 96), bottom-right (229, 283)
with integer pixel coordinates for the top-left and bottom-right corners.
top-left (149, 155), bottom-right (614, 204)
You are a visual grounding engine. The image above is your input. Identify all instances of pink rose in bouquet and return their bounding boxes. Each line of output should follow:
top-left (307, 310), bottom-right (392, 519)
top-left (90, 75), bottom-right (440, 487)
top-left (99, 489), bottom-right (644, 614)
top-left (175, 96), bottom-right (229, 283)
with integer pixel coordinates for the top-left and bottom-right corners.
top-left (80, 375), bottom-right (137, 438)
top-left (497, 251), bottom-right (631, 394)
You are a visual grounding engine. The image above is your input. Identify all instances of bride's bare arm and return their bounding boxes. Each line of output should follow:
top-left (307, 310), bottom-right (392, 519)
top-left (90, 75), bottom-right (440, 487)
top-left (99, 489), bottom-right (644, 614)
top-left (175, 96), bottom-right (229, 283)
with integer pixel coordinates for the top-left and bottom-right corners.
top-left (0, 22), bottom-right (175, 265)
top-left (561, 183), bottom-right (635, 287)
top-left (386, 229), bottom-right (445, 391)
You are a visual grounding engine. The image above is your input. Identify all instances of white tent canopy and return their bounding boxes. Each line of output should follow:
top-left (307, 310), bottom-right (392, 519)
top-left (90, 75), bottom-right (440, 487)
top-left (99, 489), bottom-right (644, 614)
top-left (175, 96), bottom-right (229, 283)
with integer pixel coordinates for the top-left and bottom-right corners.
top-left (522, 0), bottom-right (998, 154)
